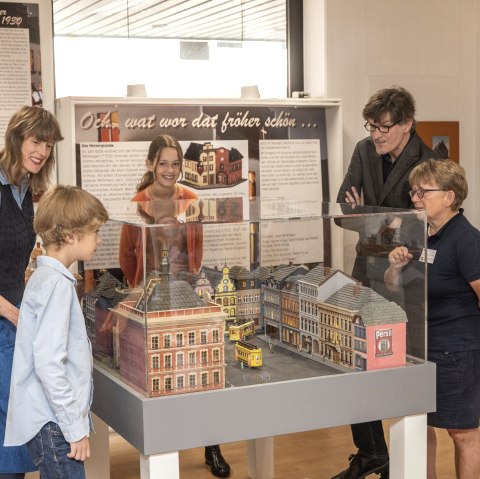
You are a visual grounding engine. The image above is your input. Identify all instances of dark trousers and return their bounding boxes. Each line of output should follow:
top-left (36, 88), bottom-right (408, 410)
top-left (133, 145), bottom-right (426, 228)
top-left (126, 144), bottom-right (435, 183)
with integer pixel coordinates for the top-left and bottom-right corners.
top-left (351, 420), bottom-right (388, 457)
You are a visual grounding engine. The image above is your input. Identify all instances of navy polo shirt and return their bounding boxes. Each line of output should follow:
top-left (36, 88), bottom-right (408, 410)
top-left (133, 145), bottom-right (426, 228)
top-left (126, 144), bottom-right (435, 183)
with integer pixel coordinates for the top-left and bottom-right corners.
top-left (427, 209), bottom-right (480, 351)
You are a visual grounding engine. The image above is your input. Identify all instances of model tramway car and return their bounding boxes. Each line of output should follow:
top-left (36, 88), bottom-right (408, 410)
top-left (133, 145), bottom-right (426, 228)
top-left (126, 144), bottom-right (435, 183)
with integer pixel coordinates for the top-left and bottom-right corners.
top-left (228, 319), bottom-right (255, 341)
top-left (234, 340), bottom-right (262, 367)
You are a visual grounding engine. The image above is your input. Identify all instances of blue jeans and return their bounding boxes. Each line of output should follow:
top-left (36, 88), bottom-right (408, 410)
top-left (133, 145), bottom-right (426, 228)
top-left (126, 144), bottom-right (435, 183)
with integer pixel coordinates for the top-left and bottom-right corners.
top-left (26, 422), bottom-right (85, 479)
top-left (0, 316), bottom-right (36, 474)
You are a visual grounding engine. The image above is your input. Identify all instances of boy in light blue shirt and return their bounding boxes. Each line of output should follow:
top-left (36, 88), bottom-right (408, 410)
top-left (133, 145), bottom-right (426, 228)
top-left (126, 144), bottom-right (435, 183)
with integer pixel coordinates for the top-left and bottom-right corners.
top-left (4, 185), bottom-right (108, 479)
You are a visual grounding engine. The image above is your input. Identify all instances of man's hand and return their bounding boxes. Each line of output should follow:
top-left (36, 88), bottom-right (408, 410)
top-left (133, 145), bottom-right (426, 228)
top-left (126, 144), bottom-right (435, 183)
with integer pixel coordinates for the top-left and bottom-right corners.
top-left (68, 437), bottom-right (90, 462)
top-left (344, 186), bottom-right (364, 206)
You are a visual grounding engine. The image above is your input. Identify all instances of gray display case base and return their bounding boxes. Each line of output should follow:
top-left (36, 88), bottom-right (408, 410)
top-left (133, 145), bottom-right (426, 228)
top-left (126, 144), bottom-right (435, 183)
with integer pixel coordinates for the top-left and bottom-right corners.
top-left (88, 361), bottom-right (436, 478)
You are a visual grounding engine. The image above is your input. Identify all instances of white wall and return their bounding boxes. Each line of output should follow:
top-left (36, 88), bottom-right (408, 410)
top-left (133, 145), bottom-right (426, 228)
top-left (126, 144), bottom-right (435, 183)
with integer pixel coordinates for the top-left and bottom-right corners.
top-left (304, 0), bottom-right (480, 226)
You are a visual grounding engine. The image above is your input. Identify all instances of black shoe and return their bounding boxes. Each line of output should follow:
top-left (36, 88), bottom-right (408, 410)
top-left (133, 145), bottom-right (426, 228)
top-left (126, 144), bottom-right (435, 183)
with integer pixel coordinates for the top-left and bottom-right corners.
top-left (330, 452), bottom-right (389, 479)
top-left (205, 445), bottom-right (231, 478)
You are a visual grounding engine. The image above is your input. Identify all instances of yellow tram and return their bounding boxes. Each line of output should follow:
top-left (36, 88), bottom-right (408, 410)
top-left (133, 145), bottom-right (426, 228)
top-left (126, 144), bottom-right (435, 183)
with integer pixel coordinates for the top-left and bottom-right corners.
top-left (228, 319), bottom-right (255, 341)
top-left (235, 340), bottom-right (263, 368)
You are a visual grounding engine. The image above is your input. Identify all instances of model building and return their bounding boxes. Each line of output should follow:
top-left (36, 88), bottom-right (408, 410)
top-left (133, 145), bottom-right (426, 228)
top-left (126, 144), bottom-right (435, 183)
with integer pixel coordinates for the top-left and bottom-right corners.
top-left (109, 253), bottom-right (227, 397)
top-left (183, 142), bottom-right (245, 189)
top-left (228, 265), bottom-right (269, 328)
top-left (263, 264), bottom-right (407, 371)
top-left (212, 264), bottom-right (237, 325)
top-left (263, 264), bottom-right (309, 340)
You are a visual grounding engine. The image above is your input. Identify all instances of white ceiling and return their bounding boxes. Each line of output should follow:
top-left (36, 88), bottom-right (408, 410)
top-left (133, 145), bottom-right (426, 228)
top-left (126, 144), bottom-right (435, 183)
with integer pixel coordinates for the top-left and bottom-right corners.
top-left (53, 0), bottom-right (286, 42)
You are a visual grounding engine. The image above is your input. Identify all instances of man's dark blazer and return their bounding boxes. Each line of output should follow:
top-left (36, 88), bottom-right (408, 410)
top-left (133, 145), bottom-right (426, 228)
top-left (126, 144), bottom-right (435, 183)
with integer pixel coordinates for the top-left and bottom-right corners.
top-left (336, 131), bottom-right (438, 208)
top-left (336, 130), bottom-right (439, 359)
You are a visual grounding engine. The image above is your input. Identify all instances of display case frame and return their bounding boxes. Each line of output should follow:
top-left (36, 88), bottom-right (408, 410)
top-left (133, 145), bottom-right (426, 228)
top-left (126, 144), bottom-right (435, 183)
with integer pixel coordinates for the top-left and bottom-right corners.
top-left (82, 201), bottom-right (434, 479)
top-left (53, 97), bottom-right (434, 477)
top-left (86, 200), bottom-right (428, 394)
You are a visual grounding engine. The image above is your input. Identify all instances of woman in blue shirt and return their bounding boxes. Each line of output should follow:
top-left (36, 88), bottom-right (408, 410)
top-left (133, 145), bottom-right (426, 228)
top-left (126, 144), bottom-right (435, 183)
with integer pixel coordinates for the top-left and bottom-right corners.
top-left (385, 159), bottom-right (480, 479)
top-left (0, 106), bottom-right (63, 479)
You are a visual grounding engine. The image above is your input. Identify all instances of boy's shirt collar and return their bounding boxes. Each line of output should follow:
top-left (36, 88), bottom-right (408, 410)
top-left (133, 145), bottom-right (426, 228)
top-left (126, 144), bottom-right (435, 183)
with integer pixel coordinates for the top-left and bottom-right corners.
top-left (36, 255), bottom-right (77, 284)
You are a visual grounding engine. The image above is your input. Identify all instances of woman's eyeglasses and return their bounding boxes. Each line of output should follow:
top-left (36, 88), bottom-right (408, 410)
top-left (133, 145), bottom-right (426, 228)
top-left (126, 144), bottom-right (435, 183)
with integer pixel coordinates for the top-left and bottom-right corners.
top-left (408, 188), bottom-right (445, 199)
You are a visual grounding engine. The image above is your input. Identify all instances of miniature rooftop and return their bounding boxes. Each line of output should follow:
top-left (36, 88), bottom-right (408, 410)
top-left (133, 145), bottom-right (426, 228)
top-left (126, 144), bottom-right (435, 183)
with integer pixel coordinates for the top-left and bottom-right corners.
top-left (136, 278), bottom-right (206, 312)
top-left (325, 283), bottom-right (407, 326)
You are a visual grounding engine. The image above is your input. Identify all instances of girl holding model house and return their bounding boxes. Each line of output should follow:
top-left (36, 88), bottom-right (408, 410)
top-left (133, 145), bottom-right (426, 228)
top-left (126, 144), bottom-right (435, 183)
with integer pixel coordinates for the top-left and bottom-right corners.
top-left (119, 134), bottom-right (231, 478)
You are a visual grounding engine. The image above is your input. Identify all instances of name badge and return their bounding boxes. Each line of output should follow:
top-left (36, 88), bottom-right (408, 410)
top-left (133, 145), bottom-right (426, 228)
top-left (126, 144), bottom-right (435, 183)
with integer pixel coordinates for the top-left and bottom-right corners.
top-left (419, 248), bottom-right (436, 264)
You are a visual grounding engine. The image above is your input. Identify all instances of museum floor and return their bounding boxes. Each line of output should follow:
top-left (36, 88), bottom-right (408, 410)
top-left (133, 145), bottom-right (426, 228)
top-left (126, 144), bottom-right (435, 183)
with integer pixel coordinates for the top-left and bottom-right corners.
top-left (110, 419), bottom-right (457, 479)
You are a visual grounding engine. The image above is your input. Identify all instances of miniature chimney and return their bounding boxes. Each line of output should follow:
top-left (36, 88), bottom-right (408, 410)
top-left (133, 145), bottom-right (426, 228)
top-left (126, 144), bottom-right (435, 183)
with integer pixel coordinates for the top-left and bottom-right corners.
top-left (160, 242), bottom-right (171, 282)
top-left (354, 282), bottom-right (362, 296)
top-left (325, 266), bottom-right (331, 275)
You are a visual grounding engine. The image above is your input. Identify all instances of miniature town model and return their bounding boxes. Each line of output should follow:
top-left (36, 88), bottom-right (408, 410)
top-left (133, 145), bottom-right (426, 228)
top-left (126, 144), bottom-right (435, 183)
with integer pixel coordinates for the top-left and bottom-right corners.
top-left (84, 256), bottom-right (407, 398)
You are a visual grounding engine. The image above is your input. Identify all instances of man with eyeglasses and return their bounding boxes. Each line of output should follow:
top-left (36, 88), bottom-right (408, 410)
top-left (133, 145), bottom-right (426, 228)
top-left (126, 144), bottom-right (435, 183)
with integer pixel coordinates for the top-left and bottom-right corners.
top-left (333, 86), bottom-right (440, 479)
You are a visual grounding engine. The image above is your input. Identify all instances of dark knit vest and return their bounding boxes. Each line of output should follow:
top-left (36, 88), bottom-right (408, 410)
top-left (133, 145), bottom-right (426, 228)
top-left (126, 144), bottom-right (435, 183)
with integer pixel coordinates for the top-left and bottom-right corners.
top-left (0, 182), bottom-right (35, 306)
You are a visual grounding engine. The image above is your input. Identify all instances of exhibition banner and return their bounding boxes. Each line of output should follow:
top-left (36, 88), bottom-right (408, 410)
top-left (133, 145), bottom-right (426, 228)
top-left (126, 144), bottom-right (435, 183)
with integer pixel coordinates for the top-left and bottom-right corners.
top-left (56, 98), bottom-right (334, 269)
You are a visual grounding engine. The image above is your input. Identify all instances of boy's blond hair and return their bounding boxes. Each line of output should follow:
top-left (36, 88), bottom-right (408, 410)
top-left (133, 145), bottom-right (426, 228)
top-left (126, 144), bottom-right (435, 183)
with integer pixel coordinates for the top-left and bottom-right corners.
top-left (34, 185), bottom-right (109, 248)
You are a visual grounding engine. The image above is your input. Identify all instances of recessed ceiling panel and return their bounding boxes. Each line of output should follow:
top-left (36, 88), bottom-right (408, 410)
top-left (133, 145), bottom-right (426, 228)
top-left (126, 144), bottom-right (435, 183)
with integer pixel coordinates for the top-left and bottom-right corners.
top-left (53, 0), bottom-right (286, 42)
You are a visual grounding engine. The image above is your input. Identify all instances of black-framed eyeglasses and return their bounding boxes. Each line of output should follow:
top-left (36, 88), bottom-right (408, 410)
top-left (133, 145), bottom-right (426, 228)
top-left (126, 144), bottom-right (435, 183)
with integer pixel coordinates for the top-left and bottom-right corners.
top-left (364, 120), bottom-right (401, 133)
top-left (408, 188), bottom-right (445, 199)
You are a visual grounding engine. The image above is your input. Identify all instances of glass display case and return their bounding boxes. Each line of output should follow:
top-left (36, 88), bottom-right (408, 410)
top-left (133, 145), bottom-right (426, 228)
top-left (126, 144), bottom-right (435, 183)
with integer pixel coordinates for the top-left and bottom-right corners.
top-left (80, 198), bottom-right (427, 399)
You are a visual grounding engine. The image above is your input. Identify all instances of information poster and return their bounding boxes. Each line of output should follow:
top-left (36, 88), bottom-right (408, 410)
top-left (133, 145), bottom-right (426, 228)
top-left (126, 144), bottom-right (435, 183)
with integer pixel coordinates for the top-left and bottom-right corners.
top-left (260, 218), bottom-right (324, 267)
top-left (259, 139), bottom-right (321, 218)
top-left (79, 139), bottom-right (250, 216)
top-left (0, 2), bottom-right (43, 145)
top-left (58, 99), bottom-right (331, 270)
